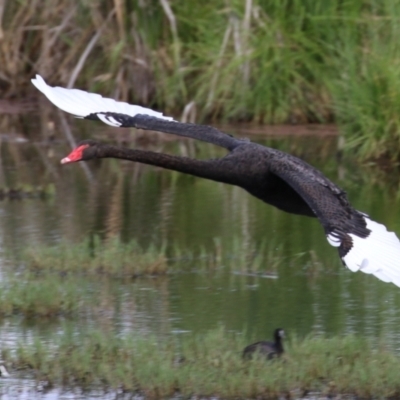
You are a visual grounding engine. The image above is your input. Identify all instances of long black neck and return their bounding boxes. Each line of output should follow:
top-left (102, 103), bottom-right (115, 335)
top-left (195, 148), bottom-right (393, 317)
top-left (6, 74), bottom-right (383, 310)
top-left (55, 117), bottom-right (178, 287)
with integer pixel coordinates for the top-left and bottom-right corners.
top-left (274, 334), bottom-right (284, 353)
top-left (275, 339), bottom-right (283, 353)
top-left (96, 144), bottom-right (235, 184)
top-left (87, 142), bottom-right (316, 218)
top-left (102, 114), bottom-right (243, 151)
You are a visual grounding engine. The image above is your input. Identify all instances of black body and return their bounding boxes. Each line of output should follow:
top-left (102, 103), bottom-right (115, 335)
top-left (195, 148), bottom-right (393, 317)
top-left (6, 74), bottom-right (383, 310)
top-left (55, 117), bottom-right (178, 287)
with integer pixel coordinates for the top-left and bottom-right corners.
top-left (79, 114), bottom-right (370, 258)
top-left (243, 328), bottom-right (285, 360)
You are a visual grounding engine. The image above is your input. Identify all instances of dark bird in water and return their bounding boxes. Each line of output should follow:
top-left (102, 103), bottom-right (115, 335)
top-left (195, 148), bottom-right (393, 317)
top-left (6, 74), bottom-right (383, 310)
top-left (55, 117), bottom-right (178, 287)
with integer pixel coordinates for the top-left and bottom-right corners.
top-left (243, 328), bottom-right (285, 360)
top-left (32, 75), bottom-right (400, 287)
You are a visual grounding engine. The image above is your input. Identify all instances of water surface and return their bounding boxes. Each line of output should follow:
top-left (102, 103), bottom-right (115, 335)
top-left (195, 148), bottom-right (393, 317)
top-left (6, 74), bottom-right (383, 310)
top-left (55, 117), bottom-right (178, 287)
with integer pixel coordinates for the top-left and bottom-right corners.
top-left (1, 115), bottom-right (400, 397)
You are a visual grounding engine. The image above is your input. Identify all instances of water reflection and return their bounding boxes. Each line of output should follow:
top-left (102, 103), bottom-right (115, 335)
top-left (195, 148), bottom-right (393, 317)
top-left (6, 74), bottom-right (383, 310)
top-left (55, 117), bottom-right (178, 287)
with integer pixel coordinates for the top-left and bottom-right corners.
top-left (1, 117), bottom-right (400, 396)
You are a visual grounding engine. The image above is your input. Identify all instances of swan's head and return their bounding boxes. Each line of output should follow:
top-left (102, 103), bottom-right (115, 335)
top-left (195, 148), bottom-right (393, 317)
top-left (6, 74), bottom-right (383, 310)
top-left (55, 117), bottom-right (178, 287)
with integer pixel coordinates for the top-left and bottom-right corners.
top-left (61, 140), bottom-right (100, 164)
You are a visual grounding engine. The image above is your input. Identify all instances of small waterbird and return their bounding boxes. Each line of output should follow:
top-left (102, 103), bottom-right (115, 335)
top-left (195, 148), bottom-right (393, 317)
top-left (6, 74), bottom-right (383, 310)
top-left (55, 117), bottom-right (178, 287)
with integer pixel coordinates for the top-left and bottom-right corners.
top-left (243, 328), bottom-right (285, 360)
top-left (32, 75), bottom-right (400, 288)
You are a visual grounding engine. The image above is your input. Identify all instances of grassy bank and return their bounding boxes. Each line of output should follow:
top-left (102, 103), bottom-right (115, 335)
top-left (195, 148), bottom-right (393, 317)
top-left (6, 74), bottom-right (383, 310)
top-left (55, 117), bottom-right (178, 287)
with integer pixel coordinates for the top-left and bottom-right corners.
top-left (0, 236), bottom-right (285, 318)
top-left (5, 236), bottom-right (169, 317)
top-left (3, 328), bottom-right (399, 397)
top-left (21, 235), bottom-right (284, 277)
top-left (22, 236), bottom-right (168, 278)
top-left (0, 273), bottom-right (100, 318)
top-left (5, 1), bottom-right (400, 159)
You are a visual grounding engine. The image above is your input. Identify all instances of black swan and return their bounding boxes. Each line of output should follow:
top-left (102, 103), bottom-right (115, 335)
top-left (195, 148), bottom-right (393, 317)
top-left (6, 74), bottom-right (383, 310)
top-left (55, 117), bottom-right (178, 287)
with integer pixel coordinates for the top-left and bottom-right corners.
top-left (32, 75), bottom-right (400, 287)
top-left (243, 328), bottom-right (285, 360)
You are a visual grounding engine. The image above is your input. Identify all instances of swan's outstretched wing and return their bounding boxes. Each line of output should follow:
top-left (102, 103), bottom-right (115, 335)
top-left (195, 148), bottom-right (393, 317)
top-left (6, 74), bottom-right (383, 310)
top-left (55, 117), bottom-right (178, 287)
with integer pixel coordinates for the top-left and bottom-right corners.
top-left (31, 74), bottom-right (174, 123)
top-left (268, 150), bottom-right (400, 287)
top-left (31, 75), bottom-right (241, 150)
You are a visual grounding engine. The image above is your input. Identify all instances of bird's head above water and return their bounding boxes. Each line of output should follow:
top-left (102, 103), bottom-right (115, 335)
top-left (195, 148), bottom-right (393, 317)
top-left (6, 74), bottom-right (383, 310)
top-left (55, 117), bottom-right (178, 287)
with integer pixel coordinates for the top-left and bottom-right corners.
top-left (61, 140), bottom-right (101, 164)
top-left (274, 328), bottom-right (285, 340)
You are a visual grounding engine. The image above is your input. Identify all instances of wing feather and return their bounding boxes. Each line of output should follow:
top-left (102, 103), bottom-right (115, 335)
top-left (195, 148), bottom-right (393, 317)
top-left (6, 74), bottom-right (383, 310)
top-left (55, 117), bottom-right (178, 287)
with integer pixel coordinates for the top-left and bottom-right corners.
top-left (31, 75), bottom-right (174, 123)
top-left (268, 151), bottom-right (400, 287)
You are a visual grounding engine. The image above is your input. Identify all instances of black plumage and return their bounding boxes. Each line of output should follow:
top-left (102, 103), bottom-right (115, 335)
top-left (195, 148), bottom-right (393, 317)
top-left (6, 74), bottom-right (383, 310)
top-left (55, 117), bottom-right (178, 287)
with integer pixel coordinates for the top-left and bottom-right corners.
top-left (33, 75), bottom-right (400, 287)
top-left (68, 114), bottom-right (370, 261)
top-left (243, 328), bottom-right (285, 360)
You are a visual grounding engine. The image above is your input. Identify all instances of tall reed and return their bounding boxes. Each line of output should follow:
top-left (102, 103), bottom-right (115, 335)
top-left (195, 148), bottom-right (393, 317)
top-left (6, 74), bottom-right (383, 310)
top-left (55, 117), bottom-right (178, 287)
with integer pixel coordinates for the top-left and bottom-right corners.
top-left (4, 1), bottom-right (400, 159)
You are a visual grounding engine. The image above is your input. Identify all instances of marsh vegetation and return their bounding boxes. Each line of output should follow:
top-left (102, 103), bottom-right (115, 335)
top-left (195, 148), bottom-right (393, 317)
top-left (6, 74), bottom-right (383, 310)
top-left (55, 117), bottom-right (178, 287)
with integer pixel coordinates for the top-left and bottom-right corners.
top-left (2, 1), bottom-right (400, 159)
top-left (0, 230), bottom-right (397, 397)
top-left (2, 328), bottom-right (399, 398)
top-left (0, 124), bottom-right (399, 397)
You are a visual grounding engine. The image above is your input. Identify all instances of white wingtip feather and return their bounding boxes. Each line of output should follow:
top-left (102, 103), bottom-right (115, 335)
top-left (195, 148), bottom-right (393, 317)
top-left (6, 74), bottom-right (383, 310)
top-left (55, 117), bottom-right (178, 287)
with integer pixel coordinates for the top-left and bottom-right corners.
top-left (342, 218), bottom-right (400, 287)
top-left (31, 74), bottom-right (174, 124)
top-left (0, 365), bottom-right (9, 378)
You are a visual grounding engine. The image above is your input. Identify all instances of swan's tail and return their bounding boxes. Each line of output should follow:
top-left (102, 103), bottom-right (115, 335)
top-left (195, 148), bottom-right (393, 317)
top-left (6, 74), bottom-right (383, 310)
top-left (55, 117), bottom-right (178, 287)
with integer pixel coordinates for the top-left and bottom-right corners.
top-left (328, 216), bottom-right (400, 287)
top-left (31, 74), bottom-right (174, 126)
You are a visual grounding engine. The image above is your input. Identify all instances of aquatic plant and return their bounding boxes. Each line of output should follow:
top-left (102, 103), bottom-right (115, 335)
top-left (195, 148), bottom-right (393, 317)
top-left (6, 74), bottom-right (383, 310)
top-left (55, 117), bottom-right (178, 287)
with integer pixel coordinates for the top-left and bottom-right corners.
top-left (23, 236), bottom-right (168, 278)
top-left (0, 273), bottom-right (98, 317)
top-left (4, 1), bottom-right (400, 159)
top-left (22, 234), bottom-right (287, 279)
top-left (4, 327), bottom-right (400, 397)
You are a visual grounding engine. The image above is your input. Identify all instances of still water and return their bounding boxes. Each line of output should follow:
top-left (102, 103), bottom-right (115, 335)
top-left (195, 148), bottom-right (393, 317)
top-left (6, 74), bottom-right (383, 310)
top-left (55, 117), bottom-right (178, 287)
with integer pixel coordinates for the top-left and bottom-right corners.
top-left (1, 117), bottom-right (400, 397)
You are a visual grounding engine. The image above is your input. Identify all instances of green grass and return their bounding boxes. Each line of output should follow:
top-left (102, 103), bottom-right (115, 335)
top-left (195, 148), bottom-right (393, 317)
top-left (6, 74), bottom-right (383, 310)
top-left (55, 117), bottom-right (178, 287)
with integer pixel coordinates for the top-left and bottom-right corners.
top-left (22, 235), bottom-right (286, 278)
top-left (173, 234), bottom-right (326, 279)
top-left (5, 0), bottom-right (400, 160)
top-left (0, 273), bottom-right (99, 318)
top-left (3, 327), bottom-right (400, 397)
top-left (22, 236), bottom-right (168, 278)
top-left (2, 236), bottom-right (289, 319)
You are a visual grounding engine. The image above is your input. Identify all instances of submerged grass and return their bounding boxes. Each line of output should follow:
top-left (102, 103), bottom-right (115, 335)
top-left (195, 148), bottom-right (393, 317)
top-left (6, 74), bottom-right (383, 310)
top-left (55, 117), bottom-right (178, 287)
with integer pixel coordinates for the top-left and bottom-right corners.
top-left (0, 273), bottom-right (99, 318)
top-left (22, 235), bottom-right (285, 278)
top-left (4, 327), bottom-right (400, 397)
top-left (5, 1), bottom-right (400, 159)
top-left (7, 236), bottom-right (286, 318)
top-left (23, 236), bottom-right (168, 278)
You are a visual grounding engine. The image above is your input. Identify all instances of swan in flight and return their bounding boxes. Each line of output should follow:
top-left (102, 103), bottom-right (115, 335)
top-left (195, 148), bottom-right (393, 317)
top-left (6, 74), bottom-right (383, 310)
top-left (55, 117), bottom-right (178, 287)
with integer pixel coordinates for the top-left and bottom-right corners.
top-left (32, 74), bottom-right (400, 288)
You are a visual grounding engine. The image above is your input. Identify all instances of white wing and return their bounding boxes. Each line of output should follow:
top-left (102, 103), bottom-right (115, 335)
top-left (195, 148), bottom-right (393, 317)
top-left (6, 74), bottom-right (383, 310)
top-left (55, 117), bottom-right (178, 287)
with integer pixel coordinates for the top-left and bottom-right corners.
top-left (31, 74), bottom-right (174, 126)
top-left (328, 217), bottom-right (400, 287)
top-left (0, 365), bottom-right (9, 378)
